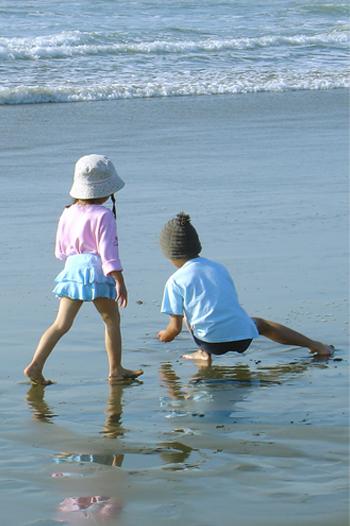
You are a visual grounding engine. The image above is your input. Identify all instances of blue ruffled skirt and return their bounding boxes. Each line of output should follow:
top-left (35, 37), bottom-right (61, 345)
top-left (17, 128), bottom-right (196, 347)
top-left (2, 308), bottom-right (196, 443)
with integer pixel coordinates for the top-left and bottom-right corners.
top-left (53, 254), bottom-right (116, 301)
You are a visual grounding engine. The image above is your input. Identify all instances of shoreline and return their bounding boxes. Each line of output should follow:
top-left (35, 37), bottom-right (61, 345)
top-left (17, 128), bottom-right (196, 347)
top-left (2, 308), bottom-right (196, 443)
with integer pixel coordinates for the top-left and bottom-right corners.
top-left (0, 85), bottom-right (349, 108)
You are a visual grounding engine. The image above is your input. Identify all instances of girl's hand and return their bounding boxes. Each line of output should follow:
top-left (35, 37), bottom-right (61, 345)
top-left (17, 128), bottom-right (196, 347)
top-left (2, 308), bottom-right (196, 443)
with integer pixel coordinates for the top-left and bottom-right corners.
top-left (109, 271), bottom-right (128, 308)
top-left (116, 280), bottom-right (128, 308)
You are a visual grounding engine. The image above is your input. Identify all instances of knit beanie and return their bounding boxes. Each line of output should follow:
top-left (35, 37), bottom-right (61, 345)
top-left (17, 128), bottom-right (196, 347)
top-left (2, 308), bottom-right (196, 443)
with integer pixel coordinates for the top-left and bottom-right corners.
top-left (160, 212), bottom-right (202, 259)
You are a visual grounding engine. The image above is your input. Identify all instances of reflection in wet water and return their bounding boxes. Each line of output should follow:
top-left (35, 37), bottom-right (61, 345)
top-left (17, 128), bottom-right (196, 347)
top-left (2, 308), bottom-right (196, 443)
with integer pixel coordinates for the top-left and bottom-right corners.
top-left (153, 441), bottom-right (193, 465)
top-left (57, 495), bottom-right (122, 524)
top-left (25, 358), bottom-right (331, 430)
top-left (52, 441), bottom-right (195, 470)
top-left (16, 353), bottom-right (348, 525)
top-left (26, 380), bottom-right (137, 437)
top-left (159, 358), bottom-right (329, 424)
top-left (190, 360), bottom-right (311, 384)
top-left (25, 381), bottom-right (197, 471)
top-left (161, 358), bottom-right (323, 392)
top-left (25, 383), bottom-right (128, 523)
top-left (26, 385), bottom-right (58, 423)
top-left (54, 451), bottom-right (125, 468)
top-left (102, 383), bottom-right (128, 439)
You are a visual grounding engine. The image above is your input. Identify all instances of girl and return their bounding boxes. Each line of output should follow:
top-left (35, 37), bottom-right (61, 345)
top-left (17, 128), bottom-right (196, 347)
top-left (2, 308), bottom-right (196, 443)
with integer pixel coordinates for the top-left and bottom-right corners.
top-left (24, 154), bottom-right (143, 385)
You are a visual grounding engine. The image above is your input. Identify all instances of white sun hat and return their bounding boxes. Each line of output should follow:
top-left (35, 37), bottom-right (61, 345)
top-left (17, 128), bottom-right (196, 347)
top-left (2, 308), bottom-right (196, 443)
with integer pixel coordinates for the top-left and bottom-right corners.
top-left (69, 154), bottom-right (125, 199)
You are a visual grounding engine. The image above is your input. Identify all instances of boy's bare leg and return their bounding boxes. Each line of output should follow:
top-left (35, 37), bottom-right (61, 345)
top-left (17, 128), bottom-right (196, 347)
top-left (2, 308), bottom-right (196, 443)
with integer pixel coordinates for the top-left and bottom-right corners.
top-left (182, 315), bottom-right (213, 362)
top-left (253, 317), bottom-right (334, 357)
top-left (182, 349), bottom-right (212, 363)
top-left (93, 298), bottom-right (143, 382)
top-left (24, 298), bottom-right (83, 385)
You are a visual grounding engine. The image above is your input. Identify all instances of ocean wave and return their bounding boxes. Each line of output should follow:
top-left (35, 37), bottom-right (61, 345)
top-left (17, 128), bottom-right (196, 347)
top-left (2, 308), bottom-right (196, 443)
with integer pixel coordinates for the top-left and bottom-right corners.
top-left (1, 71), bottom-right (348, 105)
top-left (0, 29), bottom-right (348, 60)
top-left (301, 3), bottom-right (350, 16)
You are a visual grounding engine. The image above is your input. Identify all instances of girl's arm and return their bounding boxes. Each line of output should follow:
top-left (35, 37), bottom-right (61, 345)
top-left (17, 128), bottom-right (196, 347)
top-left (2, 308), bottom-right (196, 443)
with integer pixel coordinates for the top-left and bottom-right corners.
top-left (97, 210), bottom-right (127, 306)
top-left (97, 211), bottom-right (123, 275)
top-left (158, 315), bottom-right (183, 342)
top-left (54, 213), bottom-right (67, 260)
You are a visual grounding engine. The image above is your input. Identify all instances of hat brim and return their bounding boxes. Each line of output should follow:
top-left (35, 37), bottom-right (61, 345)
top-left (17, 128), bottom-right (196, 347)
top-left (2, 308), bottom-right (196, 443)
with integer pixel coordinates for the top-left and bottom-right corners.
top-left (69, 175), bottom-right (125, 199)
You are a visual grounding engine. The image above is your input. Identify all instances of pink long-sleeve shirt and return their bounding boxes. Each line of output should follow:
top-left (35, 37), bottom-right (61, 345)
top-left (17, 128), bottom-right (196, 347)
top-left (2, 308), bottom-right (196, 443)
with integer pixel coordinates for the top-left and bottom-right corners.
top-left (55, 204), bottom-right (122, 275)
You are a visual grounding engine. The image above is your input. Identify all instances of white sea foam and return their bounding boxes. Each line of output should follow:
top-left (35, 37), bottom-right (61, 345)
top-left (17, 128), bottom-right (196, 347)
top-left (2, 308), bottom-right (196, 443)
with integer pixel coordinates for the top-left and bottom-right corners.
top-left (0, 70), bottom-right (348, 105)
top-left (0, 30), bottom-right (348, 60)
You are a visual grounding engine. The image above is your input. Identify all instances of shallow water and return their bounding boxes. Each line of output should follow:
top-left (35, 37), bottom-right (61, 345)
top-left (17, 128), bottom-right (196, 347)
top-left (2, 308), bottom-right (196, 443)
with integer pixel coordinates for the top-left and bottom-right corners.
top-left (0, 89), bottom-right (349, 525)
top-left (2, 351), bottom-right (348, 526)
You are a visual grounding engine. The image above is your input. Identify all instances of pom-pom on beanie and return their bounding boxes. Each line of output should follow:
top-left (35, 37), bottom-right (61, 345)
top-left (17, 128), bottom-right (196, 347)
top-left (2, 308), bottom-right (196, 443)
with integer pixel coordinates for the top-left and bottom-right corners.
top-left (160, 212), bottom-right (202, 260)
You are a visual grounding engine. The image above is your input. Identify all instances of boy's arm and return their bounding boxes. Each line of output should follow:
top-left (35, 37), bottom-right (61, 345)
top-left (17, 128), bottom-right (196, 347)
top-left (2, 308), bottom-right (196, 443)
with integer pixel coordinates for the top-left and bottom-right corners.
top-left (158, 315), bottom-right (183, 342)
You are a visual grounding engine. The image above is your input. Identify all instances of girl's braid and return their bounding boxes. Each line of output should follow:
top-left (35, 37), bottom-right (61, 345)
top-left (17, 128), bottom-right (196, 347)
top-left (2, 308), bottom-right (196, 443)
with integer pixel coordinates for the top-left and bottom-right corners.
top-left (111, 194), bottom-right (116, 219)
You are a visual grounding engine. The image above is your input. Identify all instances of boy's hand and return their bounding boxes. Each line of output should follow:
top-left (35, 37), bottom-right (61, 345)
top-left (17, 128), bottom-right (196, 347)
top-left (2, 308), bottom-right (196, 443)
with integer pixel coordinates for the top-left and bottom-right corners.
top-left (157, 317), bottom-right (183, 342)
top-left (158, 330), bottom-right (174, 342)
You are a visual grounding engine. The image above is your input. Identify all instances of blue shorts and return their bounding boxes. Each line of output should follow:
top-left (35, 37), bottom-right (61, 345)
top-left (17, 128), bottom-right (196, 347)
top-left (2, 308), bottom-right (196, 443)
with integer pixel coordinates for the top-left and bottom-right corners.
top-left (53, 254), bottom-right (116, 301)
top-left (192, 335), bottom-right (253, 356)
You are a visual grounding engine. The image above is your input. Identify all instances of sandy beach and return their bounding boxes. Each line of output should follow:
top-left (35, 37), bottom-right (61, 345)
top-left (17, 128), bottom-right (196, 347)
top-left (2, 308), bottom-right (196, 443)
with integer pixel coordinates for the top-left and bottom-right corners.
top-left (0, 89), bottom-right (349, 525)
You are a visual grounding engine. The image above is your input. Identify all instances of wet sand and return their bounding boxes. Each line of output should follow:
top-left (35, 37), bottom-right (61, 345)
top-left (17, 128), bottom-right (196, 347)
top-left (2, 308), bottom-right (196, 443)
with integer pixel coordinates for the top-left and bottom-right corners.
top-left (0, 89), bottom-right (348, 525)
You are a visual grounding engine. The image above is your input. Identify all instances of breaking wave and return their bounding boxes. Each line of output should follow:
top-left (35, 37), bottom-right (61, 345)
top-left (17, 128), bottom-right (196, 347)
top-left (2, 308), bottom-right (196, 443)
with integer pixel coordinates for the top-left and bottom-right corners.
top-left (1, 70), bottom-right (348, 105)
top-left (0, 29), bottom-right (349, 60)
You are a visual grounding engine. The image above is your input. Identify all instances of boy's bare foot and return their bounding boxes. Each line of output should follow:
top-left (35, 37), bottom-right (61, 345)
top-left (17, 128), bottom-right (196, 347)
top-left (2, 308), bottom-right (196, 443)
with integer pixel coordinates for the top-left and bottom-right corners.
top-left (24, 364), bottom-right (53, 386)
top-left (182, 349), bottom-right (212, 363)
top-left (309, 343), bottom-right (335, 357)
top-left (108, 367), bottom-right (144, 383)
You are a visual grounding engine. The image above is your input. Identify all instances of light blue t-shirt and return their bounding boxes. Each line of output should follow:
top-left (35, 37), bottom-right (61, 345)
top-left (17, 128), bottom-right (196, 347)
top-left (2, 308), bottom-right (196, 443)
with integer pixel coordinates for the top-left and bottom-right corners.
top-left (161, 257), bottom-right (259, 343)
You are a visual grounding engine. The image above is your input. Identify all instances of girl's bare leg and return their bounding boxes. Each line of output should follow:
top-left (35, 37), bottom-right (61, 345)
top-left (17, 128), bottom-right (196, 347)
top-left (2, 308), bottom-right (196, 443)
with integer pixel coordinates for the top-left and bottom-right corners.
top-left (253, 317), bottom-right (334, 357)
top-left (24, 298), bottom-right (83, 385)
top-left (93, 298), bottom-right (143, 382)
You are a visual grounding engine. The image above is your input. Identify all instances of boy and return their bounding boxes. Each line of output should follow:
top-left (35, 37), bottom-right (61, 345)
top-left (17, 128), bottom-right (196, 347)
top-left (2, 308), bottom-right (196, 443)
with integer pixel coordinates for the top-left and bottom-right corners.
top-left (157, 212), bottom-right (333, 363)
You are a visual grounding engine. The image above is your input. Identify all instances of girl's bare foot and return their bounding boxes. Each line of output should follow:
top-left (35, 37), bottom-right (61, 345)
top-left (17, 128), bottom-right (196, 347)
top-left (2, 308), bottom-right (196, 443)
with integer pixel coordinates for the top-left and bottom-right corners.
top-left (108, 367), bottom-right (144, 383)
top-left (309, 343), bottom-right (335, 357)
top-left (182, 349), bottom-right (212, 363)
top-left (24, 364), bottom-right (53, 386)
